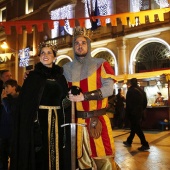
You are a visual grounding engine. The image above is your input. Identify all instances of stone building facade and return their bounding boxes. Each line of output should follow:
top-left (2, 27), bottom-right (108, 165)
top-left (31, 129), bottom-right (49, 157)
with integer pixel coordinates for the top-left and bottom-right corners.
top-left (0, 0), bottom-right (169, 86)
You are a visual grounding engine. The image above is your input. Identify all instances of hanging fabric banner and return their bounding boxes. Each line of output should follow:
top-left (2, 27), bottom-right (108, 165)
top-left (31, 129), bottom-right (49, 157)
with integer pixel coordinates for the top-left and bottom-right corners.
top-left (69, 19), bottom-right (75, 28)
top-left (47, 21), bottom-right (54, 30)
top-left (78, 18), bottom-right (86, 27)
top-left (110, 16), bottom-right (117, 26)
top-left (3, 23), bottom-right (11, 35)
top-left (59, 20), bottom-right (65, 27)
top-left (26, 24), bottom-right (32, 33)
top-left (37, 23), bottom-right (43, 32)
top-left (16, 25), bottom-right (22, 34)
top-left (0, 8), bottom-right (170, 35)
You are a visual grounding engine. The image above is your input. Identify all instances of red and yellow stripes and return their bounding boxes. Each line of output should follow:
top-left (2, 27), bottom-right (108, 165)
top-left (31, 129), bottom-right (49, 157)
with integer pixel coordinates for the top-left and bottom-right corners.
top-left (68, 62), bottom-right (116, 111)
top-left (77, 115), bottom-right (115, 158)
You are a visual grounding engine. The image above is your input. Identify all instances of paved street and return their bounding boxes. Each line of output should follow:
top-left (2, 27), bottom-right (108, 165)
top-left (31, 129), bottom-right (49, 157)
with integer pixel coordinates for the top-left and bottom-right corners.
top-left (113, 129), bottom-right (170, 170)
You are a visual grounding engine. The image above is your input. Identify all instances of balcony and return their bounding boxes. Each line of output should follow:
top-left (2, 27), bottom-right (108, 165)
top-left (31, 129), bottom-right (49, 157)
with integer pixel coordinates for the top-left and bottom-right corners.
top-left (45, 11), bottom-right (170, 48)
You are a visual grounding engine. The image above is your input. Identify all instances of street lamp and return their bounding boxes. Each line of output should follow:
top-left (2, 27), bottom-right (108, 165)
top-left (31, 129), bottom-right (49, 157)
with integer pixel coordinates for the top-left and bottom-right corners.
top-left (1, 42), bottom-right (8, 53)
top-left (0, 42), bottom-right (18, 80)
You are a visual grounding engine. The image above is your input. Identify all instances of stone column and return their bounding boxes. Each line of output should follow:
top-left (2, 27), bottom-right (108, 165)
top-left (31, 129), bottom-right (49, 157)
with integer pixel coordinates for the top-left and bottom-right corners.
top-left (116, 37), bottom-right (128, 75)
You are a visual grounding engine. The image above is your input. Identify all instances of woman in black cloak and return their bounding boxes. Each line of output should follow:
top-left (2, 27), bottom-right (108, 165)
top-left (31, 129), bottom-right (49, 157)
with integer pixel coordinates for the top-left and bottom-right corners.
top-left (10, 44), bottom-right (71, 170)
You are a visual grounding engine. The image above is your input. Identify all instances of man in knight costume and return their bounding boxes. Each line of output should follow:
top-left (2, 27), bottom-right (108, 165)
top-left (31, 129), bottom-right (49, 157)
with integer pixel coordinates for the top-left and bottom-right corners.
top-left (63, 27), bottom-right (120, 170)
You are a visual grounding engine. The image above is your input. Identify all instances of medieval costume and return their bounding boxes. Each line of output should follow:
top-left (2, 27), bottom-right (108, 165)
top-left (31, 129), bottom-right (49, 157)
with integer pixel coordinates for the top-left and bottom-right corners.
top-left (10, 62), bottom-right (71, 170)
top-left (63, 29), bottom-right (120, 169)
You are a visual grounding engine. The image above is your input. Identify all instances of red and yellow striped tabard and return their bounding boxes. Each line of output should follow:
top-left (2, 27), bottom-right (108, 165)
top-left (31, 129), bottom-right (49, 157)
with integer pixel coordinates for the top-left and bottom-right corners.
top-left (68, 61), bottom-right (116, 158)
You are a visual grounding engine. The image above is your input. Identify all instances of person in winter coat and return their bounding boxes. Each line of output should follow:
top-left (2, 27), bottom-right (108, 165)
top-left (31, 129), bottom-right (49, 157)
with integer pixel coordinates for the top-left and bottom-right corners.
top-left (10, 44), bottom-right (71, 170)
top-left (123, 78), bottom-right (150, 151)
top-left (0, 79), bottom-right (19, 170)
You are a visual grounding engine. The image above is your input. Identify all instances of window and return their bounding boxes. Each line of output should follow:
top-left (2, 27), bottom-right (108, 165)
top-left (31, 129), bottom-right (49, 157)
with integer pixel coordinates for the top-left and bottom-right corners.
top-left (130, 0), bottom-right (169, 12)
top-left (0, 7), bottom-right (6, 21)
top-left (25, 0), bottom-right (33, 14)
top-left (135, 42), bottom-right (170, 72)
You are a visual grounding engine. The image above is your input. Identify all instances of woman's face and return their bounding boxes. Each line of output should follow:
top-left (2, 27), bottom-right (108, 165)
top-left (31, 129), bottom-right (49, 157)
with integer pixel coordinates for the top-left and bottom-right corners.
top-left (39, 47), bottom-right (56, 68)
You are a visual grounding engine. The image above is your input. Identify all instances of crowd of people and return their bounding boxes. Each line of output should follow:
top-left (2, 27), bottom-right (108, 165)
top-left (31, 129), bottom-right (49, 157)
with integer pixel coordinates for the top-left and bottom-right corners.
top-left (0, 70), bottom-right (20, 170)
top-left (0, 27), bottom-right (150, 170)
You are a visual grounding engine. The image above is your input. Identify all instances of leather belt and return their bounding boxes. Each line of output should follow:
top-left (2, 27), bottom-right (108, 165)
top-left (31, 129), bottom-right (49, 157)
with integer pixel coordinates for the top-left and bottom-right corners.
top-left (76, 108), bottom-right (106, 119)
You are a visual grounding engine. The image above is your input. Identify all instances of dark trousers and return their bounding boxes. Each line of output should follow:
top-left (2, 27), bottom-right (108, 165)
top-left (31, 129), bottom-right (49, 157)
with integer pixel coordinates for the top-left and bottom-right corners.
top-left (127, 120), bottom-right (149, 146)
top-left (0, 138), bottom-right (10, 170)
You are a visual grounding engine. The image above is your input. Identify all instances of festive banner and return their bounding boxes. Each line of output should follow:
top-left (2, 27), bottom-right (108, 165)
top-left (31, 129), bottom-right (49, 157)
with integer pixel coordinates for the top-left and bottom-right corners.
top-left (0, 8), bottom-right (170, 35)
top-left (0, 53), bottom-right (13, 62)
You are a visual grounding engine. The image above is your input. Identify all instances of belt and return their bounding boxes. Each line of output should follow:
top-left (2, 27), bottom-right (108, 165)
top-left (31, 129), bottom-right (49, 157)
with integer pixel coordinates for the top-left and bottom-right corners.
top-left (39, 105), bottom-right (60, 110)
top-left (76, 108), bottom-right (106, 119)
top-left (39, 105), bottom-right (60, 170)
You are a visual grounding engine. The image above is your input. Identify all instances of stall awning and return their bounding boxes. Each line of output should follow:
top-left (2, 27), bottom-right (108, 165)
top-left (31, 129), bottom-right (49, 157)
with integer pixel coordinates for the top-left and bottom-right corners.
top-left (116, 69), bottom-right (170, 82)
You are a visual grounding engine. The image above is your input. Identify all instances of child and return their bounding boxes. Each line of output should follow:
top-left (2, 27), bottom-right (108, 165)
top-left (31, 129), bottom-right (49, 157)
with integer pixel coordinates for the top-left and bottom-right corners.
top-left (0, 79), bottom-right (19, 170)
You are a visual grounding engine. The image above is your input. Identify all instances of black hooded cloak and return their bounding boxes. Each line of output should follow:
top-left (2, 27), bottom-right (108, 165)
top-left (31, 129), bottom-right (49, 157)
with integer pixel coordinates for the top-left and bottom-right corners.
top-left (10, 62), bottom-right (71, 170)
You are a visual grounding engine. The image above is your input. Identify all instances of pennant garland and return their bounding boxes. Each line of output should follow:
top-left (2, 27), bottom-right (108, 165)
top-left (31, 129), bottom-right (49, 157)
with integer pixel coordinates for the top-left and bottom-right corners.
top-left (0, 8), bottom-right (170, 35)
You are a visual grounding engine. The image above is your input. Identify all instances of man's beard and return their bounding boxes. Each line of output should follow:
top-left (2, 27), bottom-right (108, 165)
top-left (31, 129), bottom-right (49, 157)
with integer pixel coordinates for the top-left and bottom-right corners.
top-left (75, 52), bottom-right (87, 58)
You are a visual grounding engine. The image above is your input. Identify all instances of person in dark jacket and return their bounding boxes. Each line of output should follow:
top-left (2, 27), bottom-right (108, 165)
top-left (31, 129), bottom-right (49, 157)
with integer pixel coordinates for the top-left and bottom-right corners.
top-left (0, 70), bottom-right (12, 104)
top-left (114, 88), bottom-right (126, 128)
top-left (0, 79), bottom-right (19, 170)
top-left (123, 78), bottom-right (150, 151)
top-left (10, 44), bottom-right (71, 170)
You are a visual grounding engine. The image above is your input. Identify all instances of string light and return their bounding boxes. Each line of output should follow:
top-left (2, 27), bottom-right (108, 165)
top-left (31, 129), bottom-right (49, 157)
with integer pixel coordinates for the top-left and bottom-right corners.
top-left (131, 0), bottom-right (143, 12)
top-left (154, 0), bottom-right (169, 8)
top-left (19, 47), bottom-right (30, 67)
top-left (50, 4), bottom-right (74, 37)
top-left (84, 0), bottom-right (112, 28)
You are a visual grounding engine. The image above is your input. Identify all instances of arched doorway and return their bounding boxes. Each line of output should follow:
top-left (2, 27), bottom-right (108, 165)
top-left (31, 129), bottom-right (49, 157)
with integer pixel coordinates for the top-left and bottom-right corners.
top-left (129, 38), bottom-right (170, 74)
top-left (135, 42), bottom-right (170, 73)
top-left (55, 55), bottom-right (72, 67)
top-left (91, 47), bottom-right (118, 75)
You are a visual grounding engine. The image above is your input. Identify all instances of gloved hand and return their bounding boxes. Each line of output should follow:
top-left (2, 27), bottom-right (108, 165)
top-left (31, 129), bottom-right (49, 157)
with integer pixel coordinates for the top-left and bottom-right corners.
top-left (68, 86), bottom-right (82, 95)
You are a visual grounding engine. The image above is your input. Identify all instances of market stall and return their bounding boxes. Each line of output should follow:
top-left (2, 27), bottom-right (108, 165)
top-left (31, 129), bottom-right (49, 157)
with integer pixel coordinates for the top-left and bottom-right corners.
top-left (115, 69), bottom-right (170, 130)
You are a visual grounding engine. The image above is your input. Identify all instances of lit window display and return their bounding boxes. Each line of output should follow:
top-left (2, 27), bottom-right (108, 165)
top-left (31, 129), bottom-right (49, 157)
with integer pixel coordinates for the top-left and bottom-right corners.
top-left (50, 4), bottom-right (74, 38)
top-left (84, 0), bottom-right (113, 28)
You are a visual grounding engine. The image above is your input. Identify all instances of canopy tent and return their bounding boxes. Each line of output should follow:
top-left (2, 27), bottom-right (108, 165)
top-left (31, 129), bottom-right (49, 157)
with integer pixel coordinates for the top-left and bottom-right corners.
top-left (116, 69), bottom-right (170, 82)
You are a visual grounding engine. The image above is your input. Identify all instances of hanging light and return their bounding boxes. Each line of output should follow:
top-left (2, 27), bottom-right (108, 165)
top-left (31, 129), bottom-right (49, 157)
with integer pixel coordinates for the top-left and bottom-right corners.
top-left (18, 47), bottom-right (30, 67)
top-left (154, 0), bottom-right (169, 8)
top-left (131, 0), bottom-right (143, 12)
top-left (1, 42), bottom-right (8, 50)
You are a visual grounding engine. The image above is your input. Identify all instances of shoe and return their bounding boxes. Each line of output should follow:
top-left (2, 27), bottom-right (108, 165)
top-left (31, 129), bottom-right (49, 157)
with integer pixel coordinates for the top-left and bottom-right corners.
top-left (123, 141), bottom-right (131, 147)
top-left (138, 145), bottom-right (150, 151)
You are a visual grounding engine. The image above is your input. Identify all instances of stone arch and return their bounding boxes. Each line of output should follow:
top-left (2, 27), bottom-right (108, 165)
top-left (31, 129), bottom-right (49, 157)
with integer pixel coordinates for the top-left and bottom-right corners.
top-left (129, 38), bottom-right (170, 74)
top-left (56, 55), bottom-right (72, 67)
top-left (91, 47), bottom-right (118, 75)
